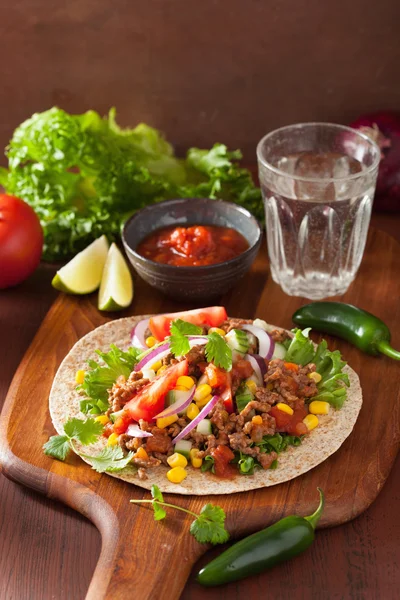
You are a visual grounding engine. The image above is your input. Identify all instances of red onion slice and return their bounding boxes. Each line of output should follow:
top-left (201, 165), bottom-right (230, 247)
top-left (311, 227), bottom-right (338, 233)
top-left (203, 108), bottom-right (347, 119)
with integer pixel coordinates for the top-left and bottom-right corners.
top-left (130, 318), bottom-right (150, 349)
top-left (241, 325), bottom-right (275, 360)
top-left (172, 395), bottom-right (220, 444)
top-left (245, 353), bottom-right (266, 386)
top-left (134, 342), bottom-right (171, 372)
top-left (135, 336), bottom-right (208, 372)
top-left (126, 423), bottom-right (153, 438)
top-left (155, 386), bottom-right (195, 419)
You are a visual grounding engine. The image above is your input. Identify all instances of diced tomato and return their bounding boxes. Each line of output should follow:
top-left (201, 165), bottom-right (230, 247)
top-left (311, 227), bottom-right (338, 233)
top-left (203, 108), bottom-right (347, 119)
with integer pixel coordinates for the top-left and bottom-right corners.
top-left (205, 365), bottom-right (233, 412)
top-left (284, 362), bottom-right (299, 373)
top-left (210, 445), bottom-right (236, 479)
top-left (102, 422), bottom-right (114, 438)
top-left (149, 307), bottom-right (228, 341)
top-left (205, 363), bottom-right (229, 388)
top-left (220, 375), bottom-right (234, 413)
top-left (232, 358), bottom-right (254, 380)
top-left (270, 405), bottom-right (308, 436)
top-left (124, 360), bottom-right (188, 421)
top-left (113, 415), bottom-right (132, 435)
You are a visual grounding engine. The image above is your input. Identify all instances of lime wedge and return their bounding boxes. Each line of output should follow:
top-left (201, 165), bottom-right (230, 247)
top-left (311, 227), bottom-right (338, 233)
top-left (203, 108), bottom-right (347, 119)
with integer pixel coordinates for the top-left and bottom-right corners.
top-left (98, 243), bottom-right (133, 311)
top-left (52, 235), bottom-right (109, 294)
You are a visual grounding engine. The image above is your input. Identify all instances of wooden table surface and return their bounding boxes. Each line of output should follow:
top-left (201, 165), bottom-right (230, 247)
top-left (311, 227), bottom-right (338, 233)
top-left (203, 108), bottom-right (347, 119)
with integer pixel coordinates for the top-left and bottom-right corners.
top-left (0, 213), bottom-right (399, 600)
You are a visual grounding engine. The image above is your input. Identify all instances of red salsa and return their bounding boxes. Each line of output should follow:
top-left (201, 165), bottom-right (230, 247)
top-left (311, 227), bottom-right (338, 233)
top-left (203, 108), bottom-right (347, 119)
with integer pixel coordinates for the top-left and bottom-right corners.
top-left (210, 445), bottom-right (237, 479)
top-left (136, 225), bottom-right (249, 267)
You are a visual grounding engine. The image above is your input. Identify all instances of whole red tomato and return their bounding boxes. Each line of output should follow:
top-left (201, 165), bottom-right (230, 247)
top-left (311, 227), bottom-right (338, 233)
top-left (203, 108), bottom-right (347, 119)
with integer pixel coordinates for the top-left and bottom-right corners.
top-left (0, 194), bottom-right (43, 289)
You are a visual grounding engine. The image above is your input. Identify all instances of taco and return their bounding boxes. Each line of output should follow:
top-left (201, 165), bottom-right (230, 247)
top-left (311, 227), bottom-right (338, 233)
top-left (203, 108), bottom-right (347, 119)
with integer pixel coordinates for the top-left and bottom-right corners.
top-left (48, 307), bottom-right (362, 495)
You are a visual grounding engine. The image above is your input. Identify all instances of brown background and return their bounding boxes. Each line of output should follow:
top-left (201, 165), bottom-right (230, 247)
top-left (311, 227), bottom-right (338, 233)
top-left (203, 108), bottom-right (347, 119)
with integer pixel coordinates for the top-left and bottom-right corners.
top-left (1, 0), bottom-right (400, 159)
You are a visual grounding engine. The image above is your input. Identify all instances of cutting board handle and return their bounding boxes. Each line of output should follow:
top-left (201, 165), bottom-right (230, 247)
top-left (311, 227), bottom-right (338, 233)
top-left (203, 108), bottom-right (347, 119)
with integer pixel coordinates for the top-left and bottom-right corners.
top-left (83, 494), bottom-right (207, 600)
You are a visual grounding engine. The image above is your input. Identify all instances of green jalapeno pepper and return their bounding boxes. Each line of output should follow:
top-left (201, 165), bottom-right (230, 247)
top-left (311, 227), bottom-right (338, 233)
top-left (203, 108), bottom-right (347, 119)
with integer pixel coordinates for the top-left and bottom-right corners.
top-left (197, 488), bottom-right (324, 587)
top-left (292, 302), bottom-right (400, 361)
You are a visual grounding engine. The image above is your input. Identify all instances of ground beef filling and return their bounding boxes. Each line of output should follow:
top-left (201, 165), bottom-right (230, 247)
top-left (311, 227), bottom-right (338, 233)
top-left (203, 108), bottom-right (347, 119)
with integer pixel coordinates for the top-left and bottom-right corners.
top-left (108, 371), bottom-right (149, 413)
top-left (111, 320), bottom-right (316, 476)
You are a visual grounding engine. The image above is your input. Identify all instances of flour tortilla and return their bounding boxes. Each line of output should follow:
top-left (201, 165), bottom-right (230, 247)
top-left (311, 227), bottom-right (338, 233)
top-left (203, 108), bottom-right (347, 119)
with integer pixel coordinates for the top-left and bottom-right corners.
top-left (49, 315), bottom-right (363, 495)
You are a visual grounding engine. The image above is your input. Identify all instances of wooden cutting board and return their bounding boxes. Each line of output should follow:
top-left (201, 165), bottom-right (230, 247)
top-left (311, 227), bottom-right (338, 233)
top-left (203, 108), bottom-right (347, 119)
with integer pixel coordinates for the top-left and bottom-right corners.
top-left (0, 229), bottom-right (399, 600)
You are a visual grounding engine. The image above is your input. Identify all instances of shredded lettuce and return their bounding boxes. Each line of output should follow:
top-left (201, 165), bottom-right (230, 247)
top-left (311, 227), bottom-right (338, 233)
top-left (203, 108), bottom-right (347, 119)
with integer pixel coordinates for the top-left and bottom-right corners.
top-left (0, 107), bottom-right (262, 260)
top-left (78, 344), bottom-right (142, 414)
top-left (256, 433), bottom-right (303, 454)
top-left (284, 328), bottom-right (350, 408)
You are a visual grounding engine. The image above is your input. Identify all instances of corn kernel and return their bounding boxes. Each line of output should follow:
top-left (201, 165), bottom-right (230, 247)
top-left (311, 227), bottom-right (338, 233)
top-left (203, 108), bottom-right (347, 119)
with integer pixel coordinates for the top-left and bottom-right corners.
top-left (191, 456), bottom-right (203, 468)
top-left (176, 375), bottom-right (195, 390)
top-left (186, 403), bottom-right (200, 420)
top-left (134, 446), bottom-right (149, 460)
top-left (75, 370), bottom-right (85, 384)
top-left (251, 415), bottom-right (263, 425)
top-left (196, 394), bottom-right (213, 408)
top-left (167, 452), bottom-right (188, 468)
top-left (167, 466), bottom-right (188, 484)
top-left (107, 433), bottom-right (119, 446)
top-left (266, 383), bottom-right (273, 390)
top-left (156, 414), bottom-right (178, 429)
top-left (246, 380), bottom-right (257, 394)
top-left (309, 401), bottom-right (330, 415)
top-left (303, 414), bottom-right (319, 431)
top-left (151, 360), bottom-right (162, 372)
top-left (308, 372), bottom-right (322, 383)
top-left (95, 415), bottom-right (110, 425)
top-left (157, 365), bottom-right (168, 375)
top-left (145, 336), bottom-right (157, 348)
top-left (208, 327), bottom-right (226, 336)
top-left (276, 403), bottom-right (294, 415)
top-left (194, 384), bottom-right (212, 402)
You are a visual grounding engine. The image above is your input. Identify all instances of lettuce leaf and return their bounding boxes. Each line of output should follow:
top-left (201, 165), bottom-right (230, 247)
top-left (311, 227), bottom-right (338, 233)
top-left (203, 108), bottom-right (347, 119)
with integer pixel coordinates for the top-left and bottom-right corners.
top-left (284, 329), bottom-right (350, 408)
top-left (2, 107), bottom-right (262, 260)
top-left (78, 344), bottom-right (142, 414)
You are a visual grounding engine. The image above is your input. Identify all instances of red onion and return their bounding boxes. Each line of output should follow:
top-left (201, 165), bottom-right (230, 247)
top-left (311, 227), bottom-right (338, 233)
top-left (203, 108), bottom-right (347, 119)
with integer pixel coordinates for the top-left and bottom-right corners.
top-left (350, 111), bottom-right (400, 212)
top-left (135, 342), bottom-right (171, 372)
top-left (126, 423), bottom-right (153, 438)
top-left (245, 353), bottom-right (266, 385)
top-left (130, 318), bottom-right (150, 349)
top-left (172, 395), bottom-right (220, 444)
top-left (241, 325), bottom-right (275, 360)
top-left (135, 336), bottom-right (208, 372)
top-left (154, 386), bottom-right (195, 419)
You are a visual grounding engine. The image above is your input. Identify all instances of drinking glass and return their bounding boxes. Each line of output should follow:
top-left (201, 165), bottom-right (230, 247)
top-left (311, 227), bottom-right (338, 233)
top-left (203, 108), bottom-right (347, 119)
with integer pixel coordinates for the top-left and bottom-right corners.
top-left (257, 123), bottom-right (380, 299)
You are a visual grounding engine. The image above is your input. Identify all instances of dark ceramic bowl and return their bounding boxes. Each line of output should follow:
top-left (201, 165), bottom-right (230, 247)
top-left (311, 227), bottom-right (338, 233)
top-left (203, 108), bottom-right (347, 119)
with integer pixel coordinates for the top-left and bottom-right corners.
top-left (122, 198), bottom-right (262, 300)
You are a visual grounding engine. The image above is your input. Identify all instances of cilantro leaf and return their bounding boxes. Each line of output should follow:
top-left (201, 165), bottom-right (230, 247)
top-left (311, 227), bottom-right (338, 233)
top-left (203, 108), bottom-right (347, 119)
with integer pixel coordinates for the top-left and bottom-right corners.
top-left (190, 504), bottom-right (230, 545)
top-left (152, 502), bottom-right (167, 521)
top-left (169, 319), bottom-right (204, 357)
top-left (64, 417), bottom-right (103, 445)
top-left (151, 484), bottom-right (164, 503)
top-left (131, 493), bottom-right (229, 545)
top-left (80, 446), bottom-right (134, 473)
top-left (79, 344), bottom-right (142, 413)
top-left (43, 435), bottom-right (71, 461)
top-left (205, 332), bottom-right (232, 371)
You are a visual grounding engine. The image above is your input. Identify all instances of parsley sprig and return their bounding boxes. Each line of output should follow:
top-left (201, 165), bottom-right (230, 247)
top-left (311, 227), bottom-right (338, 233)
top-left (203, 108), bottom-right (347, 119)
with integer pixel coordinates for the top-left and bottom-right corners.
top-left (43, 417), bottom-right (134, 473)
top-left (130, 484), bottom-right (229, 545)
top-left (168, 319), bottom-right (232, 371)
